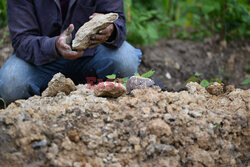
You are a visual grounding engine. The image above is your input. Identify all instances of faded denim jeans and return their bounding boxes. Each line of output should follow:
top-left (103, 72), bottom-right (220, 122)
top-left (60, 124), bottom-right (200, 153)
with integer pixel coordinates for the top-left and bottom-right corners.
top-left (0, 42), bottom-right (142, 104)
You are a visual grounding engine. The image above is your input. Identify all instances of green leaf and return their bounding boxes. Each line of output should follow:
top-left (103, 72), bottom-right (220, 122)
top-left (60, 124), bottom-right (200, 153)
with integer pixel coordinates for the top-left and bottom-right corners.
top-left (185, 76), bottom-right (199, 85)
top-left (215, 123), bottom-right (220, 129)
top-left (121, 77), bottom-right (128, 87)
top-left (134, 73), bottom-right (140, 76)
top-left (122, 77), bottom-right (128, 82)
top-left (200, 80), bottom-right (210, 87)
top-left (195, 72), bottom-right (201, 77)
top-left (106, 74), bottom-right (116, 79)
top-left (141, 70), bottom-right (155, 78)
top-left (241, 78), bottom-right (250, 85)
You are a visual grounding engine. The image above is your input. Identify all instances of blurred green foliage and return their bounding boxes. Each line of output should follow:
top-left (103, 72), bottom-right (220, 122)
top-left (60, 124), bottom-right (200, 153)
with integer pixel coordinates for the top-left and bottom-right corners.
top-left (124, 0), bottom-right (250, 45)
top-left (0, 0), bottom-right (249, 45)
top-left (185, 72), bottom-right (223, 87)
top-left (0, 0), bottom-right (7, 27)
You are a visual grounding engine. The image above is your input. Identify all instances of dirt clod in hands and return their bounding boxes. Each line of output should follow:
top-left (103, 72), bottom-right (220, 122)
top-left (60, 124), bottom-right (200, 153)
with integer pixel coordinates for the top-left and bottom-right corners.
top-left (72, 13), bottom-right (118, 51)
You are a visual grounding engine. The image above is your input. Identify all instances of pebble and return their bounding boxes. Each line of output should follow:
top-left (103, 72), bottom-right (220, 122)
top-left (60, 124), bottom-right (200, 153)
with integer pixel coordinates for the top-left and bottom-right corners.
top-left (32, 139), bottom-right (47, 149)
top-left (68, 130), bottom-right (80, 143)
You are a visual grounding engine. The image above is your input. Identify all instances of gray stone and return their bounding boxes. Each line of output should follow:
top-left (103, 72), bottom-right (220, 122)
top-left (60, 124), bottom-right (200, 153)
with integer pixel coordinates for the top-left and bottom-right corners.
top-left (126, 76), bottom-right (160, 91)
top-left (32, 139), bottom-right (47, 149)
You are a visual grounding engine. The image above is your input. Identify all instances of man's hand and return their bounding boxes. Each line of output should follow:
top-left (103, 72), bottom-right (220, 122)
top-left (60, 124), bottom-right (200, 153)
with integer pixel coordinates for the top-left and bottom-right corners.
top-left (89, 13), bottom-right (115, 48)
top-left (56, 24), bottom-right (84, 60)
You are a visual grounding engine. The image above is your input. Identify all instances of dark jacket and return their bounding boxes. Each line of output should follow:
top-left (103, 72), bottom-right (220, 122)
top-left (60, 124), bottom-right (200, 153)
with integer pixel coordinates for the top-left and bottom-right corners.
top-left (7, 0), bottom-right (126, 65)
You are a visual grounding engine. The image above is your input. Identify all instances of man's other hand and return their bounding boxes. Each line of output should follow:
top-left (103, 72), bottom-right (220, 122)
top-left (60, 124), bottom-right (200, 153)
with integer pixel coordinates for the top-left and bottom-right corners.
top-left (56, 24), bottom-right (84, 60)
top-left (89, 13), bottom-right (115, 48)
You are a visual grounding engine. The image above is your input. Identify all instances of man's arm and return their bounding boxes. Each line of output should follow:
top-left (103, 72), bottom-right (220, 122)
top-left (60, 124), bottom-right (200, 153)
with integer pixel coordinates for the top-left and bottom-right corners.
top-left (7, 0), bottom-right (60, 65)
top-left (95, 0), bottom-right (127, 48)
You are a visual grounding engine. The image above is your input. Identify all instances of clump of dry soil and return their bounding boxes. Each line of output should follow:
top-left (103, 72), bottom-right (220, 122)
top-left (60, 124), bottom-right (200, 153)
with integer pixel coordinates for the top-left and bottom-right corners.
top-left (0, 75), bottom-right (249, 167)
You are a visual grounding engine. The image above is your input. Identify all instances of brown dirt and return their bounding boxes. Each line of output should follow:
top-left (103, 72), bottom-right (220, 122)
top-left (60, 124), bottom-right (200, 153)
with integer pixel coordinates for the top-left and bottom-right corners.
top-left (0, 78), bottom-right (249, 167)
top-left (138, 39), bottom-right (250, 91)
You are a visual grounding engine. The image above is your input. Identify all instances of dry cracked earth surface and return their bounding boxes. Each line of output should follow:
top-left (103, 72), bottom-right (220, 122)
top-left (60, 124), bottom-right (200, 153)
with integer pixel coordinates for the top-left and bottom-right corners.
top-left (0, 74), bottom-right (249, 167)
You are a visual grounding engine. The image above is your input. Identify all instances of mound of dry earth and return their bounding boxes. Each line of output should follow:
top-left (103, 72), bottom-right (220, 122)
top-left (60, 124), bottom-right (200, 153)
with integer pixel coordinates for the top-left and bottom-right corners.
top-left (0, 75), bottom-right (249, 167)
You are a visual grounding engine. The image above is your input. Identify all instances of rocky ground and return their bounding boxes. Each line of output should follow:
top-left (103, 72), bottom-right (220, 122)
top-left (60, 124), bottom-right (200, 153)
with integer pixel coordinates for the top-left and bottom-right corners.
top-left (0, 74), bottom-right (249, 167)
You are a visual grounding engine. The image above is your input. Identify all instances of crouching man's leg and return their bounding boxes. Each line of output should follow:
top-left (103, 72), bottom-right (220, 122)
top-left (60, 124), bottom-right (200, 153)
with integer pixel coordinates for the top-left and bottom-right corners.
top-left (71, 41), bottom-right (142, 84)
top-left (94, 41), bottom-right (142, 79)
top-left (0, 55), bottom-right (62, 104)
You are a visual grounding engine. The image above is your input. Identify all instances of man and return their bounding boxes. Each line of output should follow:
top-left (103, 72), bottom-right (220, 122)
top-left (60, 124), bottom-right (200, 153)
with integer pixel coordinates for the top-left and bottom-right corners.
top-left (0, 0), bottom-right (142, 104)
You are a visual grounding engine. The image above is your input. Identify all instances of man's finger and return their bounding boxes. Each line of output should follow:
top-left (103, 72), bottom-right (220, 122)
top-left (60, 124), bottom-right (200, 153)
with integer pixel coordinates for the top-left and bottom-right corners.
top-left (91, 34), bottom-right (107, 41)
top-left (60, 42), bottom-right (71, 50)
top-left (88, 42), bottom-right (101, 48)
top-left (89, 13), bottom-right (103, 19)
top-left (65, 24), bottom-right (74, 36)
top-left (98, 25), bottom-right (113, 34)
top-left (76, 51), bottom-right (84, 56)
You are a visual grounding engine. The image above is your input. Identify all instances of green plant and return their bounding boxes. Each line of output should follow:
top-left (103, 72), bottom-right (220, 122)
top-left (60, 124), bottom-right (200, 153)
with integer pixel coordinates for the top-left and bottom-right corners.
top-left (200, 79), bottom-right (210, 88)
top-left (214, 123), bottom-right (221, 129)
top-left (125, 0), bottom-right (169, 45)
top-left (241, 78), bottom-right (250, 85)
top-left (186, 73), bottom-right (222, 88)
top-left (0, 0), bottom-right (7, 27)
top-left (124, 0), bottom-right (250, 44)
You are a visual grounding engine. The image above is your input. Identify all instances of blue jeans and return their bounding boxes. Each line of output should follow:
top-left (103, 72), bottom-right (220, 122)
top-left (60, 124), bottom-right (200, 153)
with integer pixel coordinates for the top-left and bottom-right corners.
top-left (0, 42), bottom-right (142, 104)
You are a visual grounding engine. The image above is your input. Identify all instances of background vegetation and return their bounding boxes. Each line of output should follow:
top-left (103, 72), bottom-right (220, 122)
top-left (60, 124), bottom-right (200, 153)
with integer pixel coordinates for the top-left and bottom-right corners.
top-left (0, 0), bottom-right (7, 28)
top-left (0, 0), bottom-right (249, 45)
top-left (124, 0), bottom-right (250, 45)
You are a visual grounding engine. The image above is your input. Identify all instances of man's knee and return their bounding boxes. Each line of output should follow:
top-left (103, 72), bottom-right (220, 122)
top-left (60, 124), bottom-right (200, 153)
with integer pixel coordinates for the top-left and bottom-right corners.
top-left (96, 42), bottom-right (142, 78)
top-left (0, 56), bottom-right (41, 104)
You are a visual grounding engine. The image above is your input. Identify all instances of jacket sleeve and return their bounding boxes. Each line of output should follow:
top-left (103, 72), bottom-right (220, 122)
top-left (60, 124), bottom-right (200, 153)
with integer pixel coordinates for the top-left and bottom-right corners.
top-left (7, 0), bottom-right (60, 65)
top-left (96, 0), bottom-right (127, 48)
